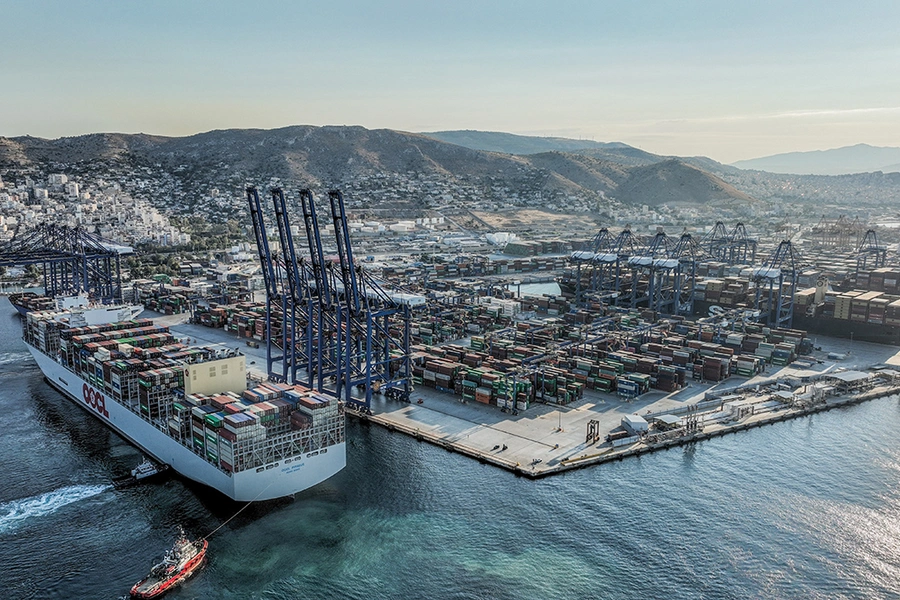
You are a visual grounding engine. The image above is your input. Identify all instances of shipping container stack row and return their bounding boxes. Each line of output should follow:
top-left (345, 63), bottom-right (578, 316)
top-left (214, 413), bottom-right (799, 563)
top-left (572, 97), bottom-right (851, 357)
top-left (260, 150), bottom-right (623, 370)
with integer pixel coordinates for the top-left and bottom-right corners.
top-left (137, 367), bottom-right (185, 420)
top-left (852, 268), bottom-right (900, 294)
top-left (194, 301), bottom-right (264, 327)
top-left (823, 289), bottom-right (900, 325)
top-left (380, 255), bottom-right (569, 293)
top-left (176, 382), bottom-right (343, 473)
top-left (421, 255), bottom-right (568, 278)
top-left (412, 352), bottom-right (536, 412)
top-left (56, 319), bottom-right (183, 393)
top-left (134, 283), bottom-right (195, 315)
top-left (24, 311), bottom-right (67, 355)
top-left (194, 305), bottom-right (229, 328)
top-left (35, 313), bottom-right (156, 356)
top-left (557, 316), bottom-right (800, 384)
top-left (520, 295), bottom-right (572, 317)
top-left (412, 313), bottom-right (807, 410)
top-left (191, 302), bottom-right (309, 350)
top-left (207, 283), bottom-right (253, 306)
top-left (501, 240), bottom-right (572, 257)
top-left (410, 304), bottom-right (514, 346)
top-left (695, 278), bottom-right (751, 307)
top-left (65, 341), bottom-right (185, 396)
top-left (108, 358), bottom-right (147, 404)
top-left (10, 293), bottom-right (57, 313)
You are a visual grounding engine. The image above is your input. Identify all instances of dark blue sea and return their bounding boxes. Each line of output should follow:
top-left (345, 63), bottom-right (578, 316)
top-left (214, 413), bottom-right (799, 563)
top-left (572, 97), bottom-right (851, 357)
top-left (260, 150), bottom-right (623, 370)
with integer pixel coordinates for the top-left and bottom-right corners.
top-left (2, 297), bottom-right (899, 600)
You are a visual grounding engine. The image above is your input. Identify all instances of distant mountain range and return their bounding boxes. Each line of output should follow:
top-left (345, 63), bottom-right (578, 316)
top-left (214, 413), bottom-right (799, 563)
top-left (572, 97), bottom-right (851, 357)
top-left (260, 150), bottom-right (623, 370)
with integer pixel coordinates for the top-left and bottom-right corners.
top-left (731, 143), bottom-right (900, 175)
top-left (422, 130), bottom-right (630, 155)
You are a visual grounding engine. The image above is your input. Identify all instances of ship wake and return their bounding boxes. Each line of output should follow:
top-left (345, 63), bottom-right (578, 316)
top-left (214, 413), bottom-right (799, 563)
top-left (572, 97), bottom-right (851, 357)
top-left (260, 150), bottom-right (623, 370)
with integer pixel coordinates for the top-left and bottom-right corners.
top-left (0, 351), bottom-right (30, 366)
top-left (0, 484), bottom-right (111, 533)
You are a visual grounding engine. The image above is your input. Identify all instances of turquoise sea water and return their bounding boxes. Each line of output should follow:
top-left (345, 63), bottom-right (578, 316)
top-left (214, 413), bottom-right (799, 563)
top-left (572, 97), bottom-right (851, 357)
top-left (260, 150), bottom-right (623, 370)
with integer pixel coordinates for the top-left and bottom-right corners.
top-left (2, 298), bottom-right (899, 599)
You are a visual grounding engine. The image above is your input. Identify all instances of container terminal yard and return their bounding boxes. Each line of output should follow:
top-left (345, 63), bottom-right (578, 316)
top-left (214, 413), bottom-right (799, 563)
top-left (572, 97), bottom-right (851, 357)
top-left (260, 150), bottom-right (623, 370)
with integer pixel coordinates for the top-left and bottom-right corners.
top-left (4, 194), bottom-right (900, 483)
top-left (158, 306), bottom-right (900, 478)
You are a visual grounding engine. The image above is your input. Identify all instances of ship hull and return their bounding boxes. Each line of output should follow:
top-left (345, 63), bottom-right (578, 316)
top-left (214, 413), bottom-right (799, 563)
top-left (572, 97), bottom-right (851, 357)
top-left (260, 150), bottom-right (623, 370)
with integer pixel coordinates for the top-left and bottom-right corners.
top-left (27, 346), bottom-right (345, 501)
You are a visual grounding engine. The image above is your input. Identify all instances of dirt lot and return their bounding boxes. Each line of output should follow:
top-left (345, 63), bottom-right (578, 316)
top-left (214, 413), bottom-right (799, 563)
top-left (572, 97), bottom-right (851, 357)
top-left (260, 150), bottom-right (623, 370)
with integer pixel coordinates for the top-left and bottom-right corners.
top-left (473, 209), bottom-right (600, 235)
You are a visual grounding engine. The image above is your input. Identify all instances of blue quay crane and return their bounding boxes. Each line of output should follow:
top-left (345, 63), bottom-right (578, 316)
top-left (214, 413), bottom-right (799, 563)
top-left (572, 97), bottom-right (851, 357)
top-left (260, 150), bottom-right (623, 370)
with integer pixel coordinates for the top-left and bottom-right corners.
top-left (669, 232), bottom-right (706, 316)
top-left (700, 222), bottom-right (757, 265)
top-left (326, 190), bottom-right (424, 408)
top-left (855, 229), bottom-right (887, 276)
top-left (565, 227), bottom-right (640, 307)
top-left (298, 188), bottom-right (342, 394)
top-left (567, 227), bottom-right (613, 307)
top-left (271, 188), bottom-right (316, 388)
top-left (246, 186), bottom-right (290, 380)
top-left (725, 223), bottom-right (757, 265)
top-left (627, 230), bottom-right (676, 313)
top-left (0, 223), bottom-right (127, 303)
top-left (603, 228), bottom-right (641, 307)
top-left (248, 186), bottom-right (426, 410)
top-left (752, 240), bottom-right (801, 329)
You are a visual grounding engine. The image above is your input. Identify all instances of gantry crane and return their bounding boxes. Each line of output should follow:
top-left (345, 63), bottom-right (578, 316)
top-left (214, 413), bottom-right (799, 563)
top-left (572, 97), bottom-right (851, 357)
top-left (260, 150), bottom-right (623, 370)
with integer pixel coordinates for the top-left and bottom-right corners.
top-left (0, 223), bottom-right (127, 302)
top-left (326, 190), bottom-right (424, 407)
top-left (247, 187), bottom-right (290, 379)
top-left (855, 229), bottom-right (887, 276)
top-left (248, 186), bottom-right (425, 409)
top-left (701, 222), bottom-right (757, 264)
top-left (726, 223), bottom-right (757, 264)
top-left (271, 188), bottom-right (317, 386)
top-left (752, 240), bottom-right (801, 328)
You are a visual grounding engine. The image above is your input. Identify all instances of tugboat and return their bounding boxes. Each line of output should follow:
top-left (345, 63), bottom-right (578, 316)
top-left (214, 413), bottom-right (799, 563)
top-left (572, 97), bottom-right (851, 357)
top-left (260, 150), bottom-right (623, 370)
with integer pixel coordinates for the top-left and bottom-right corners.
top-left (130, 528), bottom-right (208, 599)
top-left (113, 458), bottom-right (170, 488)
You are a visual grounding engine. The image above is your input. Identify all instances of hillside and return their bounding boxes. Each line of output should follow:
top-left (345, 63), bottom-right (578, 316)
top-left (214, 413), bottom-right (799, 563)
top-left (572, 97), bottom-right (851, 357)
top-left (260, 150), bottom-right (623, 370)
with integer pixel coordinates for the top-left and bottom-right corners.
top-left (0, 126), bottom-right (756, 216)
top-left (613, 159), bottom-right (756, 207)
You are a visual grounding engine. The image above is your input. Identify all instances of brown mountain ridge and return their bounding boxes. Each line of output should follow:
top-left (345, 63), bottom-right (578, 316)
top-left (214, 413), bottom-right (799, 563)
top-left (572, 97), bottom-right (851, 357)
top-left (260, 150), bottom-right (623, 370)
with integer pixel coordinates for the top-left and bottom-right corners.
top-left (0, 126), bottom-right (755, 208)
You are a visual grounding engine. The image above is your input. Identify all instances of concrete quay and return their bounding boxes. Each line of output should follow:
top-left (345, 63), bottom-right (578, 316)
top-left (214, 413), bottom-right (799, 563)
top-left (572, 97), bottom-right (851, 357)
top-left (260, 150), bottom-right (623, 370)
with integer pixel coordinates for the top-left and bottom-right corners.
top-left (345, 333), bottom-right (900, 478)
top-left (347, 380), bottom-right (900, 479)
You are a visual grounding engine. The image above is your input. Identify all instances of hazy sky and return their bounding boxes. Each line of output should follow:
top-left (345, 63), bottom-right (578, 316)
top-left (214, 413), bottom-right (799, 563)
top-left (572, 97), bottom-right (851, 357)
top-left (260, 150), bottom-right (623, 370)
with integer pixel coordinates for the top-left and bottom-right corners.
top-left (3, 1), bottom-right (899, 163)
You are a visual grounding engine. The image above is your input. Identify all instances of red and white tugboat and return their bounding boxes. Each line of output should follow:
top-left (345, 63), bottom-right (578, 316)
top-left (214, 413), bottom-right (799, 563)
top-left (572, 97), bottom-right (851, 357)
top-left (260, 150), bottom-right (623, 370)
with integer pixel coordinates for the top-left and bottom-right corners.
top-left (130, 528), bottom-right (207, 599)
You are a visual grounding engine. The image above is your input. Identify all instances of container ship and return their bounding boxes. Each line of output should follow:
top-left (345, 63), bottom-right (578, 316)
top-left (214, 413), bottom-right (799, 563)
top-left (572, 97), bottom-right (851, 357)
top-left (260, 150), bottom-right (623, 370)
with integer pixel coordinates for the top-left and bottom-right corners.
top-left (22, 304), bottom-right (345, 501)
top-left (9, 291), bottom-right (57, 315)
